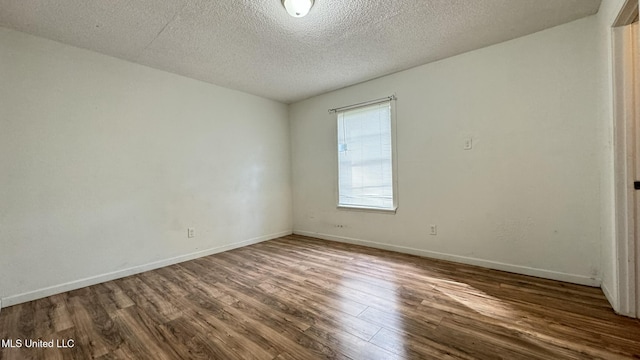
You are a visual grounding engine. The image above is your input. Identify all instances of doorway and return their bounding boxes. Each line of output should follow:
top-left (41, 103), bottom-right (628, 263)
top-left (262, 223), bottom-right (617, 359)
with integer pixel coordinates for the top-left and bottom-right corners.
top-left (612, 1), bottom-right (639, 318)
top-left (635, 19), bottom-right (640, 319)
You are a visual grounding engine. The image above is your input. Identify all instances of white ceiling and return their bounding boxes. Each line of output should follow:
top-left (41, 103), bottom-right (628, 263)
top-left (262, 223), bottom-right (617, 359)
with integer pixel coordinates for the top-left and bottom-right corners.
top-left (0, 0), bottom-right (601, 104)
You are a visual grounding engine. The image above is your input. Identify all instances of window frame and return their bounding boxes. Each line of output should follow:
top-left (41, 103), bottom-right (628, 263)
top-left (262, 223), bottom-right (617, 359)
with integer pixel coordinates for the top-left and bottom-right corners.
top-left (334, 97), bottom-right (398, 213)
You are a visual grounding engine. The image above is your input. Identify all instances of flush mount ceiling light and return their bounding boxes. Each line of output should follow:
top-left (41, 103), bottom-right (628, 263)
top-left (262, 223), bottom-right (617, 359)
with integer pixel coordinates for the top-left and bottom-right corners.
top-left (282, 0), bottom-right (314, 18)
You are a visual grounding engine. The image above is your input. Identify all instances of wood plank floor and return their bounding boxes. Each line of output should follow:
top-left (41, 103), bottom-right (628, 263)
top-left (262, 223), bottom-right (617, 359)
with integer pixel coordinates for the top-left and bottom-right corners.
top-left (1, 235), bottom-right (640, 359)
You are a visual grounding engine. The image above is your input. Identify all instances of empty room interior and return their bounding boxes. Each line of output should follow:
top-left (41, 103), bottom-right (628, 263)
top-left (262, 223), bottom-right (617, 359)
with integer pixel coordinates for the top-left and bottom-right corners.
top-left (2, 0), bottom-right (640, 359)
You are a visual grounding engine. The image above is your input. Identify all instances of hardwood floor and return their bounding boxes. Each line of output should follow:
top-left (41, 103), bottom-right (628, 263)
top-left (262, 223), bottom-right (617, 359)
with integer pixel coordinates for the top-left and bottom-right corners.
top-left (1, 235), bottom-right (639, 359)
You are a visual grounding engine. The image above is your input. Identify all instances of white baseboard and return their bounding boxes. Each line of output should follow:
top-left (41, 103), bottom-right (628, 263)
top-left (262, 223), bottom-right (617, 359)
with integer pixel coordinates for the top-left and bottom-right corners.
top-left (602, 281), bottom-right (638, 318)
top-left (1, 230), bottom-right (292, 308)
top-left (294, 230), bottom-right (601, 287)
top-left (601, 281), bottom-right (619, 313)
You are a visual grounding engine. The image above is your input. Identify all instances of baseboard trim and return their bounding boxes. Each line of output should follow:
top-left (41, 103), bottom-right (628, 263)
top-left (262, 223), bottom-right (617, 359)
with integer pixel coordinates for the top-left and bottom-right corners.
top-left (1, 230), bottom-right (292, 308)
top-left (602, 281), bottom-right (639, 318)
top-left (294, 230), bottom-right (601, 287)
top-left (601, 281), bottom-right (619, 313)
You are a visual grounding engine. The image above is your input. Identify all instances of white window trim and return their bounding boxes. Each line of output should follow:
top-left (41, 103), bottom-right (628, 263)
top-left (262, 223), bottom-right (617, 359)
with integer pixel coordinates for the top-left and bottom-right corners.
top-left (333, 96), bottom-right (398, 213)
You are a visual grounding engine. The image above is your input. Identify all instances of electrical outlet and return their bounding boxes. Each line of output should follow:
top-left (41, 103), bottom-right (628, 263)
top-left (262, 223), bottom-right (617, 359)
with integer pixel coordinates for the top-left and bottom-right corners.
top-left (429, 224), bottom-right (437, 235)
top-left (335, 224), bottom-right (345, 228)
top-left (187, 228), bottom-right (195, 238)
top-left (464, 138), bottom-right (472, 150)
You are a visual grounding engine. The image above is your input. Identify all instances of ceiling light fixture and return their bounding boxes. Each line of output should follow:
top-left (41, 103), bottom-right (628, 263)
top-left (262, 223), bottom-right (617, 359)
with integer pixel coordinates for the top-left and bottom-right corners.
top-left (282, 0), bottom-right (314, 18)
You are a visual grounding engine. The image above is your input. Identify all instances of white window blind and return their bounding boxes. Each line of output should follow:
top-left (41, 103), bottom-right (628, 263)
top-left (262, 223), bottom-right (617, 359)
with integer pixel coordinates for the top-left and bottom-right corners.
top-left (337, 101), bottom-right (395, 210)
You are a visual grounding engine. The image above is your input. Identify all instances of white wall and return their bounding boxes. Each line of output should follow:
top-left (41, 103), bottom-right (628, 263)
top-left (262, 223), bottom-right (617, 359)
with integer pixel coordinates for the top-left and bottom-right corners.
top-left (291, 16), bottom-right (603, 286)
top-left (0, 27), bottom-right (292, 306)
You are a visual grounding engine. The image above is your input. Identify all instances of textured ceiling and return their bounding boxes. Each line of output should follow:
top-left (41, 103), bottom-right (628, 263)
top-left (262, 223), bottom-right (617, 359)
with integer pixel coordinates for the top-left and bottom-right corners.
top-left (0, 0), bottom-right (601, 103)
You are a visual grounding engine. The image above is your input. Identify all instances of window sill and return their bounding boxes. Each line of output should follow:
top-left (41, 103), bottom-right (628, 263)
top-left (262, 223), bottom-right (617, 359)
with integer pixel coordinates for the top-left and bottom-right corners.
top-left (337, 205), bottom-right (397, 214)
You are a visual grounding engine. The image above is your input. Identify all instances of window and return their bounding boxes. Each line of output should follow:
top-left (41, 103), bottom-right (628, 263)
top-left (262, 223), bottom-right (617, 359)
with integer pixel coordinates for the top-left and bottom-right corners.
top-left (336, 99), bottom-right (397, 211)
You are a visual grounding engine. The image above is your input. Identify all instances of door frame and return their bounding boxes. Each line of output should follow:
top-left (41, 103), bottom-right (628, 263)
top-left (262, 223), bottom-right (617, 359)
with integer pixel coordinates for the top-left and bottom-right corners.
top-left (612, 0), bottom-right (639, 318)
